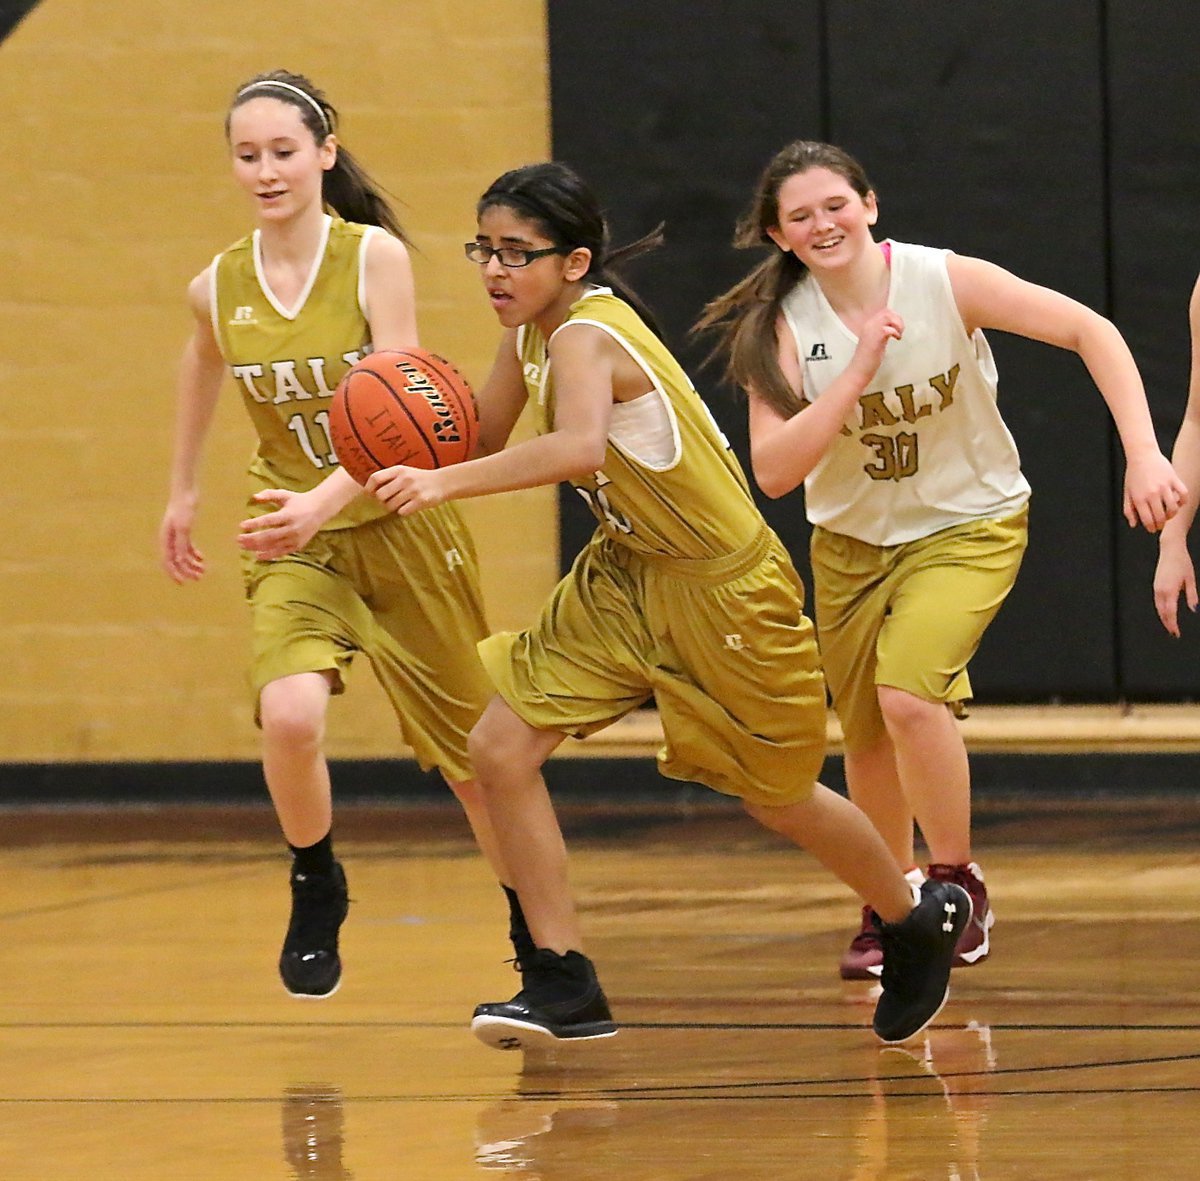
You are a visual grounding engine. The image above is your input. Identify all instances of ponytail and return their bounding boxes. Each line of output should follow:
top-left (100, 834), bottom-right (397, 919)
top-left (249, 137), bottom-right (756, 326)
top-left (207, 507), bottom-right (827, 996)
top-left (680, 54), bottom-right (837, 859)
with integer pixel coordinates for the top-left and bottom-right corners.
top-left (694, 249), bottom-right (807, 416)
top-left (593, 222), bottom-right (667, 340)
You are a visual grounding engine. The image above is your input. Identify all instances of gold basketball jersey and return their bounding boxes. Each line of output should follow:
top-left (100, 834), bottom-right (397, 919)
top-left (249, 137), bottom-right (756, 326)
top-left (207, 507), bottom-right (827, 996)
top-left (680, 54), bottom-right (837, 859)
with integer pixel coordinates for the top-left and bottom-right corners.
top-left (519, 289), bottom-right (763, 560)
top-left (210, 215), bottom-right (387, 529)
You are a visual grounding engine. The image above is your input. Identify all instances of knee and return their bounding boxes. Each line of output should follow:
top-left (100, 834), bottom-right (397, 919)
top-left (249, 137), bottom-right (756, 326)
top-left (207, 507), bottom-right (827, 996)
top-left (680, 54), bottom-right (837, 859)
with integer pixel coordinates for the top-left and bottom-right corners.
top-left (876, 686), bottom-right (943, 736)
top-left (260, 687), bottom-right (325, 751)
top-left (466, 714), bottom-right (515, 784)
top-left (467, 708), bottom-right (542, 788)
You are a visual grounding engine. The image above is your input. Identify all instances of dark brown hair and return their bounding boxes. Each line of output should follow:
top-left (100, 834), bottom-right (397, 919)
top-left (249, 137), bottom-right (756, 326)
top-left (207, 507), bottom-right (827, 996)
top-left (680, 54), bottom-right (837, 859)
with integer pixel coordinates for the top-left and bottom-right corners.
top-left (478, 162), bottom-right (666, 339)
top-left (227, 69), bottom-right (410, 244)
top-left (693, 141), bottom-right (874, 415)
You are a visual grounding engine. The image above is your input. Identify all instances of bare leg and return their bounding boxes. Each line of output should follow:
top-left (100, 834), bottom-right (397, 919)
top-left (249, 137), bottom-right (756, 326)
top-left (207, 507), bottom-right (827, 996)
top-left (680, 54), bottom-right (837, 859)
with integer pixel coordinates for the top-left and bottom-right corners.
top-left (843, 730), bottom-right (916, 868)
top-left (445, 776), bottom-right (512, 884)
top-left (260, 672), bottom-right (336, 847)
top-left (877, 687), bottom-right (971, 866)
top-left (745, 784), bottom-right (914, 923)
top-left (467, 697), bottom-right (576, 953)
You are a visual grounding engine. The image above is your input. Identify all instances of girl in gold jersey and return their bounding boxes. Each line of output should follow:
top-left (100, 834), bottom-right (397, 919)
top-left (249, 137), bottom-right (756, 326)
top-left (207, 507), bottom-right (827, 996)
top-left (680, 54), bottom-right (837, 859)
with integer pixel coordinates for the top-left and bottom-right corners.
top-left (158, 70), bottom-right (518, 1000)
top-left (364, 161), bottom-right (973, 1049)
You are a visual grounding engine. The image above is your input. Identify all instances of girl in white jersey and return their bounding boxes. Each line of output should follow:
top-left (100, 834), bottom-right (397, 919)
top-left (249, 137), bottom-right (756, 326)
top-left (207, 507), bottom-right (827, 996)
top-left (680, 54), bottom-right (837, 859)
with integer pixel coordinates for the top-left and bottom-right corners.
top-left (158, 70), bottom-right (521, 1001)
top-left (1154, 273), bottom-right (1200, 634)
top-left (363, 161), bottom-right (974, 1051)
top-left (698, 140), bottom-right (1185, 980)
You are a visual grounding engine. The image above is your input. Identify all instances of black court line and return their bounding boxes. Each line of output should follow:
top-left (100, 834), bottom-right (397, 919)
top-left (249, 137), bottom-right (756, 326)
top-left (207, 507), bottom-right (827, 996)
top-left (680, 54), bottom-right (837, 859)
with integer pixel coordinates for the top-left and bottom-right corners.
top-left (0, 1020), bottom-right (1197, 1031)
top-left (0, 1051), bottom-right (1194, 1106)
top-left (1, 1085), bottom-right (1197, 1107)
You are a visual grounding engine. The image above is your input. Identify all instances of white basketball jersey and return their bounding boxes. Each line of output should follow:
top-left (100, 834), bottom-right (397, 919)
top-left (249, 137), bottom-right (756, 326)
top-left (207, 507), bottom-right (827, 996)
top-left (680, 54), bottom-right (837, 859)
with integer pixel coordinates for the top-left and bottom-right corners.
top-left (779, 240), bottom-right (1030, 546)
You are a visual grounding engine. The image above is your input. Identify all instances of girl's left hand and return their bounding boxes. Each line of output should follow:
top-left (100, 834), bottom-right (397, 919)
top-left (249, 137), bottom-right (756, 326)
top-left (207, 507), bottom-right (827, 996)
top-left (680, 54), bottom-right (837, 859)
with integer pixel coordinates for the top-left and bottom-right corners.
top-left (366, 465), bottom-right (446, 515)
top-left (238, 489), bottom-right (323, 559)
top-left (1123, 451), bottom-right (1188, 532)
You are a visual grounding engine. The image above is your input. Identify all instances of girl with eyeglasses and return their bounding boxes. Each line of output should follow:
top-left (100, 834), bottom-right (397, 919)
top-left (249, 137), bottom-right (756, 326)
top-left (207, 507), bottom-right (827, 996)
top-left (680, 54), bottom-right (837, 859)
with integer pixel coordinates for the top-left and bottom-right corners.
top-left (363, 160), bottom-right (973, 1050)
top-left (159, 70), bottom-right (524, 1001)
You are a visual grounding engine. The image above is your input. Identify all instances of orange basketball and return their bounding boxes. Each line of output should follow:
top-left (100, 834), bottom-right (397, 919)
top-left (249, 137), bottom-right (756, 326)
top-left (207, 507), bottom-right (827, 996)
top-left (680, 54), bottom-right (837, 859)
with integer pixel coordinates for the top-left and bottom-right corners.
top-left (328, 348), bottom-right (478, 485)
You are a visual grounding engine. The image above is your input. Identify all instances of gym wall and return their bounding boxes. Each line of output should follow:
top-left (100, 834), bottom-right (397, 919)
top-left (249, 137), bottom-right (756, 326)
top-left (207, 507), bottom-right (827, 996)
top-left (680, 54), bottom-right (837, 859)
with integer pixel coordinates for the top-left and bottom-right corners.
top-left (0, 0), bottom-right (554, 763)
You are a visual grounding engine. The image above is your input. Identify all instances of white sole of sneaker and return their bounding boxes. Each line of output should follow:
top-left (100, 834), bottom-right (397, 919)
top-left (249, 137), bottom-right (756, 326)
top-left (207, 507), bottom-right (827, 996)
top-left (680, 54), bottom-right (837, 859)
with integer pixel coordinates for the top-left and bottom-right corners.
top-left (875, 984), bottom-right (949, 1046)
top-left (282, 978), bottom-right (342, 1000)
top-left (471, 1014), bottom-right (618, 1051)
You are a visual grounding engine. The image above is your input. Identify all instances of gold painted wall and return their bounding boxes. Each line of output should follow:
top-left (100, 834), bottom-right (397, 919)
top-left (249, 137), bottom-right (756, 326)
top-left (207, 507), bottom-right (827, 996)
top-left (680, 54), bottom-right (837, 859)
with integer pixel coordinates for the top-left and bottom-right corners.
top-left (0, 1), bottom-right (555, 761)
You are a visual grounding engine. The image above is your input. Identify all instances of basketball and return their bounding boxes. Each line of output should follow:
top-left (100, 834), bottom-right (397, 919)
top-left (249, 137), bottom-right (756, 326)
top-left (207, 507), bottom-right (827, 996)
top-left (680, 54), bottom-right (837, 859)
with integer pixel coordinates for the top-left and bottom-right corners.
top-left (328, 348), bottom-right (478, 485)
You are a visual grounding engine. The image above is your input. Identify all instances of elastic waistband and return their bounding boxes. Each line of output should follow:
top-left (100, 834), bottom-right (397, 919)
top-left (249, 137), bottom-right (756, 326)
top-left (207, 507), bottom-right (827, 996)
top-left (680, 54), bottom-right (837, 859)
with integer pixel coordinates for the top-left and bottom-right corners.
top-left (619, 524), bottom-right (774, 585)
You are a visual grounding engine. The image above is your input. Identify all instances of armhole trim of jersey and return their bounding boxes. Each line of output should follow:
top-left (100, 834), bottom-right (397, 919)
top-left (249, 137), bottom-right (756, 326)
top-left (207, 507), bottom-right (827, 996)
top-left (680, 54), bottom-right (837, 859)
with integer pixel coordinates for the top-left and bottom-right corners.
top-left (357, 225), bottom-right (380, 321)
top-left (555, 317), bottom-right (683, 472)
top-left (207, 253), bottom-right (226, 361)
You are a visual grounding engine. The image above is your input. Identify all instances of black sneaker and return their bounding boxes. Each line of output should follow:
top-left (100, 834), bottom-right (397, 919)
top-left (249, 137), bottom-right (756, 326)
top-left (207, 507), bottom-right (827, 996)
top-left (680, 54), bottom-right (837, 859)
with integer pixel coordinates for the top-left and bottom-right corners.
top-left (279, 861), bottom-right (349, 999)
top-left (471, 948), bottom-right (618, 1050)
top-left (873, 880), bottom-right (971, 1044)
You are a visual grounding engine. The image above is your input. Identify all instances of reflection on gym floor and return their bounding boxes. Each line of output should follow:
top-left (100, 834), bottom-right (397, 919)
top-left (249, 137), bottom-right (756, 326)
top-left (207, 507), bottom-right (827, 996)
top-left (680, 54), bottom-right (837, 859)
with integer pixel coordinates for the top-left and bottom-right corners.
top-left (0, 799), bottom-right (1197, 1178)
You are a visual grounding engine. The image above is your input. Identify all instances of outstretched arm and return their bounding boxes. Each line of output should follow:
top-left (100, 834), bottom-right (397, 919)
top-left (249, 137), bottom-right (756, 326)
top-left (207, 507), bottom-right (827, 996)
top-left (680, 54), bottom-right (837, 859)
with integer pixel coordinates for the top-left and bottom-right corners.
top-left (947, 253), bottom-right (1186, 533)
top-left (1154, 274), bottom-right (1200, 635)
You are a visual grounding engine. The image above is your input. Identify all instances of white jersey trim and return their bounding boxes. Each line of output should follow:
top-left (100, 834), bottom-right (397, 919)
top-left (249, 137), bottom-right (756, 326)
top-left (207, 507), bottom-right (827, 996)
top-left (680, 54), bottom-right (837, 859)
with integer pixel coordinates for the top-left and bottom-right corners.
top-left (357, 225), bottom-right (380, 321)
top-left (206, 254), bottom-right (224, 359)
top-left (252, 213), bottom-right (332, 321)
top-left (552, 314), bottom-right (683, 472)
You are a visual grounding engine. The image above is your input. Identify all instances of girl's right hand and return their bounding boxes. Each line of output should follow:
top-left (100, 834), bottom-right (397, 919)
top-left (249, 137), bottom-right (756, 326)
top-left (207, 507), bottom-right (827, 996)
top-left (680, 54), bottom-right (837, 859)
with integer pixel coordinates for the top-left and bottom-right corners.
top-left (849, 309), bottom-right (905, 379)
top-left (1153, 542), bottom-right (1197, 637)
top-left (159, 497), bottom-right (205, 584)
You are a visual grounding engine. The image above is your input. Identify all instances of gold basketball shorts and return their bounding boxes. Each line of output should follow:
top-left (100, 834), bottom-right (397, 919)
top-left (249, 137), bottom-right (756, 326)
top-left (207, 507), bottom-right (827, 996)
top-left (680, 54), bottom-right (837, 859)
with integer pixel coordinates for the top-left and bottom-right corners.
top-left (477, 527), bottom-right (828, 807)
top-left (242, 502), bottom-right (491, 782)
top-left (810, 507), bottom-right (1029, 753)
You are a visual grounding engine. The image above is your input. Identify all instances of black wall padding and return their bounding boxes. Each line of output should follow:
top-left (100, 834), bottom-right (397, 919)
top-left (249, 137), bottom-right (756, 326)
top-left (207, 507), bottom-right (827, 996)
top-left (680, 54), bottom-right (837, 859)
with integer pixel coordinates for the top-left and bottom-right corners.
top-left (548, 1), bottom-right (828, 577)
top-left (548, 0), bottom-right (1198, 702)
top-left (1107, 0), bottom-right (1200, 697)
top-left (0, 0), bottom-right (41, 42)
top-left (822, 2), bottom-right (1116, 698)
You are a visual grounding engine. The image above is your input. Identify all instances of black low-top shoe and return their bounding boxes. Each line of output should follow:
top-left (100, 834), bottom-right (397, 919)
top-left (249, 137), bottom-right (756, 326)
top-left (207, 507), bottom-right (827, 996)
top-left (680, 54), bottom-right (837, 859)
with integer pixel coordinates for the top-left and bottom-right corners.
top-left (873, 880), bottom-right (972, 1044)
top-left (472, 948), bottom-right (618, 1050)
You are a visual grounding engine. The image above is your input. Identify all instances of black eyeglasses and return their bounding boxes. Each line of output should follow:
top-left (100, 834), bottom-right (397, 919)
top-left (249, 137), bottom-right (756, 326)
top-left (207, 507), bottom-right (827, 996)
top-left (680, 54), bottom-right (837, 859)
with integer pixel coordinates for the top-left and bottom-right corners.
top-left (463, 242), bottom-right (566, 268)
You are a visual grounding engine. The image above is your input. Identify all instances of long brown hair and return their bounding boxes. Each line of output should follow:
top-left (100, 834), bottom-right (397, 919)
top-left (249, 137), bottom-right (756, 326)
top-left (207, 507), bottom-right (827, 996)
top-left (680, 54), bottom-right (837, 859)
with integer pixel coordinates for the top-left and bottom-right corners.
top-left (694, 141), bottom-right (874, 416)
top-left (227, 69), bottom-right (410, 244)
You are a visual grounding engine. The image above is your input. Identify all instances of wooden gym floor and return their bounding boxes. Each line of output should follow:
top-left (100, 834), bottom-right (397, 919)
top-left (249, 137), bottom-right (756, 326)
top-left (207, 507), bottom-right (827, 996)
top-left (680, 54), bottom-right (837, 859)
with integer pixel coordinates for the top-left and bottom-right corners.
top-left (0, 778), bottom-right (1198, 1180)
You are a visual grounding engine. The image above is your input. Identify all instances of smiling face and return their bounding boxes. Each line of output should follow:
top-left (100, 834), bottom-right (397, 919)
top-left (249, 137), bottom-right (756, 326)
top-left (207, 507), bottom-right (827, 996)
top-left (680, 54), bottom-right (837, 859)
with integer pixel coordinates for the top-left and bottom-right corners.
top-left (767, 166), bottom-right (878, 271)
top-left (472, 203), bottom-right (591, 334)
top-left (227, 96), bottom-right (335, 223)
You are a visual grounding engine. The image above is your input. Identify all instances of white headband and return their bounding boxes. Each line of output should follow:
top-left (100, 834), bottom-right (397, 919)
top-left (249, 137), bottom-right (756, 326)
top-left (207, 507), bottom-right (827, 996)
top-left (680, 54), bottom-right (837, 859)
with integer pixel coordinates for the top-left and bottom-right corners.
top-left (236, 80), bottom-right (330, 133)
